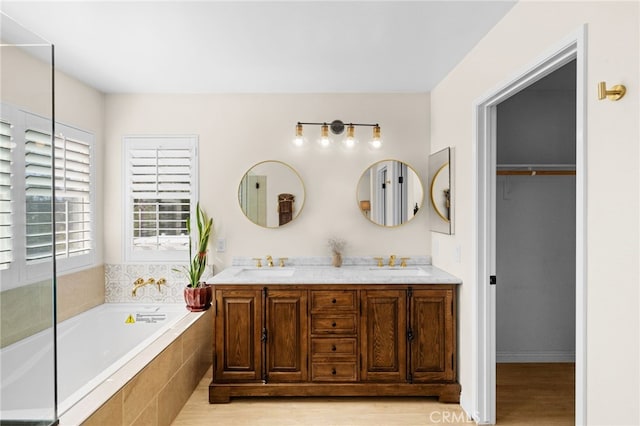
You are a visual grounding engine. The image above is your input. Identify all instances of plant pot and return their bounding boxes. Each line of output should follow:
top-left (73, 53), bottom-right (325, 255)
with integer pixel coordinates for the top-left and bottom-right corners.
top-left (184, 284), bottom-right (212, 312)
top-left (332, 253), bottom-right (343, 268)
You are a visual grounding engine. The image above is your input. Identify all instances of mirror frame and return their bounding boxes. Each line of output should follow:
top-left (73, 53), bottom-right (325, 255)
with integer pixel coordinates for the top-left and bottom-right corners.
top-left (356, 159), bottom-right (424, 228)
top-left (428, 147), bottom-right (453, 234)
top-left (238, 160), bottom-right (306, 228)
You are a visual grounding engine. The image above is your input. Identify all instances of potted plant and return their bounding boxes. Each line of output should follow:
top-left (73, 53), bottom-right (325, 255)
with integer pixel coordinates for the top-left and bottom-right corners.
top-left (175, 202), bottom-right (214, 311)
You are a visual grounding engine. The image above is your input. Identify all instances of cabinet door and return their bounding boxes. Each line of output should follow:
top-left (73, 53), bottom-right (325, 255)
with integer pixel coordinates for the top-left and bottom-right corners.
top-left (410, 289), bottom-right (455, 382)
top-left (214, 289), bottom-right (263, 382)
top-left (266, 290), bottom-right (308, 382)
top-left (360, 290), bottom-right (407, 382)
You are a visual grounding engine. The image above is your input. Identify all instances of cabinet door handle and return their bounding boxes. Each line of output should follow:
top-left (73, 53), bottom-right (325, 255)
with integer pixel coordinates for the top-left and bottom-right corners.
top-left (331, 368), bottom-right (337, 375)
top-left (332, 298), bottom-right (337, 304)
top-left (331, 345), bottom-right (337, 352)
top-left (331, 322), bottom-right (337, 327)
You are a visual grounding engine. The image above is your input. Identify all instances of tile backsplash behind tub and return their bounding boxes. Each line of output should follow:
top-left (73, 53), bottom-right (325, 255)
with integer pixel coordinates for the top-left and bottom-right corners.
top-left (105, 264), bottom-right (214, 303)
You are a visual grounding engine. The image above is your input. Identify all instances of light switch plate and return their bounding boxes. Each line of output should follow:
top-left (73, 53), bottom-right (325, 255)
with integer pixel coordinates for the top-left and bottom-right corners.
top-left (216, 238), bottom-right (226, 253)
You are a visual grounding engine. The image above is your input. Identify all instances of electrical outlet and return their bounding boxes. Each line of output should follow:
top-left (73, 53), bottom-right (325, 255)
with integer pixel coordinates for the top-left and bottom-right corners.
top-left (453, 245), bottom-right (461, 263)
top-left (216, 238), bottom-right (226, 253)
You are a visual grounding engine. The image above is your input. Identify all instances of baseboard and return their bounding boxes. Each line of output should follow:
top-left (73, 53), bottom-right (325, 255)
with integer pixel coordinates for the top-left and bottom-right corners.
top-left (497, 351), bottom-right (575, 363)
top-left (459, 391), bottom-right (476, 423)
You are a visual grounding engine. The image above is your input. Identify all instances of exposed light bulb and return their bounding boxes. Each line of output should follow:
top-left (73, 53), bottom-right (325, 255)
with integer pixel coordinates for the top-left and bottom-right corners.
top-left (292, 123), bottom-right (307, 147)
top-left (368, 124), bottom-right (382, 150)
top-left (342, 124), bottom-right (358, 149)
top-left (318, 123), bottom-right (332, 148)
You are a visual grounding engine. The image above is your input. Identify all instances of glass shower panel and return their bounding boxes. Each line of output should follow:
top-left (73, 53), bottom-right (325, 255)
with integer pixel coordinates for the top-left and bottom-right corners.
top-left (0, 12), bottom-right (57, 426)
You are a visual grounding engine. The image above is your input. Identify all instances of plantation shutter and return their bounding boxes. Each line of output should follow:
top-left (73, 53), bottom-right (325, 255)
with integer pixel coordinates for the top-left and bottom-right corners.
top-left (0, 120), bottom-right (13, 269)
top-left (54, 133), bottom-right (92, 258)
top-left (127, 139), bottom-right (195, 254)
top-left (24, 127), bottom-right (92, 262)
top-left (25, 128), bottom-right (54, 262)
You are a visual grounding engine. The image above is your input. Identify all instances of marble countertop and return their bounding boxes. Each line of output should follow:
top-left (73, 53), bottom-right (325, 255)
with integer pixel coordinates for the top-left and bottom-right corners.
top-left (207, 256), bottom-right (462, 285)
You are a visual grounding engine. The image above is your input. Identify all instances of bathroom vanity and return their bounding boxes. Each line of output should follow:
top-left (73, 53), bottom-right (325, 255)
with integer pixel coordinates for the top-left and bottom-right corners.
top-left (208, 258), bottom-right (461, 404)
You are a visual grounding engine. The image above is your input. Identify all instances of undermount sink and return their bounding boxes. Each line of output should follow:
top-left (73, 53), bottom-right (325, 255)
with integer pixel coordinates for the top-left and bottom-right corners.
top-left (366, 267), bottom-right (430, 277)
top-left (234, 267), bottom-right (296, 278)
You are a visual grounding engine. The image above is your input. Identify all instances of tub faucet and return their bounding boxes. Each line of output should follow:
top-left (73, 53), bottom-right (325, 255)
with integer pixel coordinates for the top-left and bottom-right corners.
top-left (132, 277), bottom-right (166, 296)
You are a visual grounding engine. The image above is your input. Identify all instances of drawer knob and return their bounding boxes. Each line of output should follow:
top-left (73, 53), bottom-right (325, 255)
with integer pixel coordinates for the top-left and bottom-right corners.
top-left (331, 345), bottom-right (337, 351)
top-left (331, 368), bottom-right (337, 375)
top-left (332, 322), bottom-right (337, 327)
top-left (332, 298), bottom-right (337, 304)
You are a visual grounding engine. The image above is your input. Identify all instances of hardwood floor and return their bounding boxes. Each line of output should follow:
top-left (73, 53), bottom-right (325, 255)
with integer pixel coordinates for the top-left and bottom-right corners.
top-left (497, 363), bottom-right (574, 426)
top-left (172, 363), bottom-right (574, 425)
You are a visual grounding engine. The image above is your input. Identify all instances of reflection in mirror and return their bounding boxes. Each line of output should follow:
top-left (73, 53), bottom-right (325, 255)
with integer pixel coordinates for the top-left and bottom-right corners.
top-left (357, 160), bottom-right (423, 227)
top-left (428, 147), bottom-right (453, 234)
top-left (238, 160), bottom-right (305, 228)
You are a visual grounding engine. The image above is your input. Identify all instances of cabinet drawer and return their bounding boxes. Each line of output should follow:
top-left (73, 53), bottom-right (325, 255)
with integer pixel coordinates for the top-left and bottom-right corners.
top-left (311, 362), bottom-right (358, 382)
top-left (311, 314), bottom-right (357, 335)
top-left (311, 290), bottom-right (357, 311)
top-left (311, 338), bottom-right (357, 358)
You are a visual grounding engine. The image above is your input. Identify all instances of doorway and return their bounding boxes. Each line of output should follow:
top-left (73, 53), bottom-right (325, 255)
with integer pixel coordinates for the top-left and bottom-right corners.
top-left (495, 60), bottom-right (576, 424)
top-left (474, 28), bottom-right (587, 425)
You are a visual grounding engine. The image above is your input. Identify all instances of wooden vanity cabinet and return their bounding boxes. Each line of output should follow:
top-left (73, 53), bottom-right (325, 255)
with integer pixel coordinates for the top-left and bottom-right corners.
top-left (310, 290), bottom-right (359, 382)
top-left (410, 289), bottom-right (456, 383)
top-left (360, 289), bottom-right (407, 382)
top-left (210, 284), bottom-right (460, 404)
top-left (214, 289), bottom-right (262, 383)
top-left (265, 289), bottom-right (308, 382)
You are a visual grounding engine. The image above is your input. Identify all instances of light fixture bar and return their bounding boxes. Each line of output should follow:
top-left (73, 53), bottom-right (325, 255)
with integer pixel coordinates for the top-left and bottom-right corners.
top-left (293, 120), bottom-right (382, 150)
top-left (297, 121), bottom-right (379, 130)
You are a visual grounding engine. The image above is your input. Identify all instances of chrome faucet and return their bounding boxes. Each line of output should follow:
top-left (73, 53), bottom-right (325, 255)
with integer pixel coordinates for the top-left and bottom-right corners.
top-left (388, 254), bottom-right (397, 267)
top-left (266, 255), bottom-right (274, 267)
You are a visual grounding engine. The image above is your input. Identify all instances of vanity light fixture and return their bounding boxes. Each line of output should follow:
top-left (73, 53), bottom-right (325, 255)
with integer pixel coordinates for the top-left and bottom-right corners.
top-left (369, 124), bottom-right (382, 150)
top-left (292, 123), bottom-right (306, 147)
top-left (343, 124), bottom-right (357, 149)
top-left (319, 123), bottom-right (332, 148)
top-left (292, 119), bottom-right (382, 150)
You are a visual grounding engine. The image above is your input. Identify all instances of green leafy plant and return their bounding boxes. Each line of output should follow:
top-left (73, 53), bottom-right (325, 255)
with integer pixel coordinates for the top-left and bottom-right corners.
top-left (175, 203), bottom-right (213, 288)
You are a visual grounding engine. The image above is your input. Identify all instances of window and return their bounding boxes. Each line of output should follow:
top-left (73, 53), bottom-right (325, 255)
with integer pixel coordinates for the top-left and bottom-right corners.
top-left (24, 127), bottom-right (92, 262)
top-left (0, 103), bottom-right (95, 290)
top-left (124, 136), bottom-right (198, 262)
top-left (0, 120), bottom-right (13, 270)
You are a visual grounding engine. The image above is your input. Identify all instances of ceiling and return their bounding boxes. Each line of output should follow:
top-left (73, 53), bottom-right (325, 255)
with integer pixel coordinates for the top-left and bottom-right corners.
top-left (1, 1), bottom-right (516, 94)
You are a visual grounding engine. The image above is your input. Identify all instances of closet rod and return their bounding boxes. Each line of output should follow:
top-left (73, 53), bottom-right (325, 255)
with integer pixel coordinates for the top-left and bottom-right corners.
top-left (497, 170), bottom-right (576, 176)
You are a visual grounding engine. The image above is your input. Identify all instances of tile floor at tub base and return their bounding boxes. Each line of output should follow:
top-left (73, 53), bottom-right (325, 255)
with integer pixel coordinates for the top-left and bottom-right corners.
top-left (209, 382), bottom-right (461, 404)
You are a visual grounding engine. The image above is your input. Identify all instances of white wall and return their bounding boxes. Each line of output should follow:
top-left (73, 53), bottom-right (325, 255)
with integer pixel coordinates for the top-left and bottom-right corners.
top-left (430, 2), bottom-right (639, 424)
top-left (497, 175), bottom-right (576, 361)
top-left (104, 93), bottom-right (431, 271)
top-left (0, 44), bottom-right (105, 269)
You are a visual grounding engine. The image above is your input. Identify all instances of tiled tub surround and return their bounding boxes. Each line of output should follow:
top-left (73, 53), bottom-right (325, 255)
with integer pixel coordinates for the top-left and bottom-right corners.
top-left (105, 264), bottom-right (214, 304)
top-left (1, 304), bottom-right (188, 420)
top-left (60, 307), bottom-right (213, 426)
top-left (0, 264), bottom-right (105, 348)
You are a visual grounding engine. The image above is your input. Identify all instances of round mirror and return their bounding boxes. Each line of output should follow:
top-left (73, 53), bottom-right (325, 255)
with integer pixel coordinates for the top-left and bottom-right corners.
top-left (238, 160), bottom-right (305, 228)
top-left (428, 147), bottom-right (452, 234)
top-left (356, 159), bottom-right (423, 227)
top-left (430, 163), bottom-right (450, 222)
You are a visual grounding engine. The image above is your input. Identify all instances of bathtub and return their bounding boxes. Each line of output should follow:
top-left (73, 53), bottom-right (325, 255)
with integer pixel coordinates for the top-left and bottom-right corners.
top-left (1, 303), bottom-right (190, 421)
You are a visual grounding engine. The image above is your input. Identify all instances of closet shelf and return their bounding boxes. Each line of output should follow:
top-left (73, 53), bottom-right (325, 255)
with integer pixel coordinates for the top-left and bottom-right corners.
top-left (497, 164), bottom-right (576, 176)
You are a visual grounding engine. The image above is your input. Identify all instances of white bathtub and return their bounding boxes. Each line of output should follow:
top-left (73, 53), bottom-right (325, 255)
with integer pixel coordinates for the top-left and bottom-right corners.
top-left (0, 303), bottom-right (189, 421)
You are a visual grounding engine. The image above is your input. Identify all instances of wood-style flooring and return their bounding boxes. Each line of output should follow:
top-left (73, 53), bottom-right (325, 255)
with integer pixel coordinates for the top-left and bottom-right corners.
top-left (172, 363), bottom-right (574, 425)
top-left (497, 363), bottom-right (574, 426)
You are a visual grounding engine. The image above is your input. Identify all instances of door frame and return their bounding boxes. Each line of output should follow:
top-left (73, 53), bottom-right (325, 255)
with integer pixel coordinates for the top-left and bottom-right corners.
top-left (473, 26), bottom-right (587, 424)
